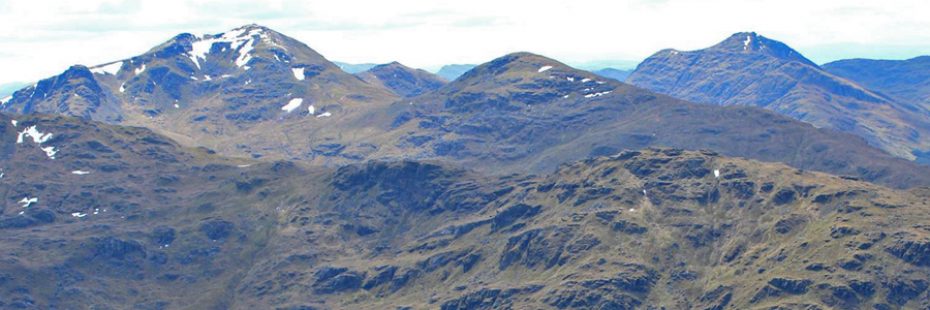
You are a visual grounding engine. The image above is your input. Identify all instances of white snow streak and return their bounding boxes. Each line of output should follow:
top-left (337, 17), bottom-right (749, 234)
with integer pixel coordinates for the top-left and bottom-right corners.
top-left (584, 91), bottom-right (612, 98)
top-left (90, 61), bottom-right (123, 75)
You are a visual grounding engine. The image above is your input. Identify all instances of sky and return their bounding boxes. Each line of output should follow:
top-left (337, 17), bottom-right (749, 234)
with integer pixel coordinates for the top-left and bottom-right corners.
top-left (2, 0), bottom-right (930, 87)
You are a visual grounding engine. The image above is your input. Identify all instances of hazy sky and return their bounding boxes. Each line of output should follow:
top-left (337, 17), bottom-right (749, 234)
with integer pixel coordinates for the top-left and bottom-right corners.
top-left (2, 0), bottom-right (930, 85)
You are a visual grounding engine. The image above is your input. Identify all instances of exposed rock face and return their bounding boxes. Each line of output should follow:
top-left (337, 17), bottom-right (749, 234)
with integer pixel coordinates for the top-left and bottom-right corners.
top-left (628, 32), bottom-right (930, 161)
top-left (885, 233), bottom-right (930, 266)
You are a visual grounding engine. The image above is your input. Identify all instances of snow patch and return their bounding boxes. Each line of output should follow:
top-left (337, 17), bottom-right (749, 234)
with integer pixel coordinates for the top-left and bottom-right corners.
top-left (134, 63), bottom-right (146, 75)
top-left (71, 212), bottom-right (87, 218)
top-left (292, 67), bottom-right (305, 80)
top-left (282, 98), bottom-right (303, 113)
top-left (10, 120), bottom-right (17, 127)
top-left (17, 125), bottom-right (53, 144)
top-left (16, 125), bottom-right (57, 159)
top-left (91, 61), bottom-right (123, 75)
top-left (316, 112), bottom-right (332, 118)
top-left (41, 146), bottom-right (58, 159)
top-left (72, 170), bottom-right (91, 175)
top-left (19, 197), bottom-right (37, 208)
top-left (119, 83), bottom-right (126, 93)
top-left (714, 169), bottom-right (720, 178)
top-left (584, 91), bottom-right (612, 98)
top-left (307, 104), bottom-right (315, 115)
top-left (538, 65), bottom-right (553, 73)
top-left (188, 27), bottom-right (262, 70)
top-left (743, 35), bottom-right (752, 50)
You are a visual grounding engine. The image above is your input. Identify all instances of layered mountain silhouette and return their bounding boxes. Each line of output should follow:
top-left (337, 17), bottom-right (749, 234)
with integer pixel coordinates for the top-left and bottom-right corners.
top-left (627, 32), bottom-right (930, 161)
top-left (356, 62), bottom-right (447, 97)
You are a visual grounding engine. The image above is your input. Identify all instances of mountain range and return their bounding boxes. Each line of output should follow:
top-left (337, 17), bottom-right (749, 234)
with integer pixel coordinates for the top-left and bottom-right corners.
top-left (3, 25), bottom-right (930, 309)
top-left (627, 32), bottom-right (930, 162)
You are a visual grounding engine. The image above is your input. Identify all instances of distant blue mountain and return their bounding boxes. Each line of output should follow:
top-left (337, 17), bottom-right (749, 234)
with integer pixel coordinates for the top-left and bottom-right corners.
top-left (0, 81), bottom-right (28, 99)
top-left (333, 61), bottom-right (378, 74)
top-left (435, 64), bottom-right (476, 81)
top-left (591, 68), bottom-right (631, 82)
top-left (824, 56), bottom-right (930, 110)
top-left (627, 32), bottom-right (930, 161)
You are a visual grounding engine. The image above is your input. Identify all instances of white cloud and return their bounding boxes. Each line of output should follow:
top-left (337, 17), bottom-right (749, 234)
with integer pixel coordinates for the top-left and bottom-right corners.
top-left (1, 0), bottom-right (929, 84)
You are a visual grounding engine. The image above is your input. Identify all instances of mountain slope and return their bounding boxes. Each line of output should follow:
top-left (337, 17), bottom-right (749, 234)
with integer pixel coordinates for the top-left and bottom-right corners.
top-left (379, 52), bottom-right (930, 189)
top-left (627, 32), bottom-right (930, 161)
top-left (356, 62), bottom-right (447, 97)
top-left (824, 56), bottom-right (930, 111)
top-left (5, 137), bottom-right (930, 309)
